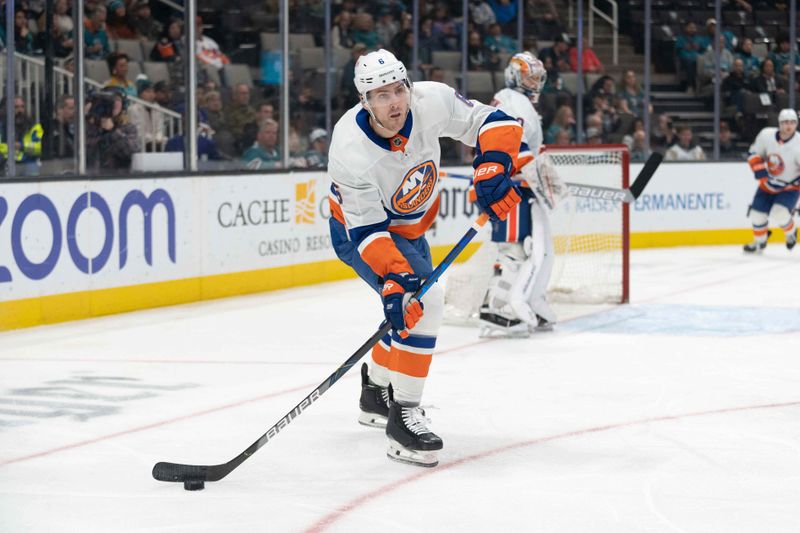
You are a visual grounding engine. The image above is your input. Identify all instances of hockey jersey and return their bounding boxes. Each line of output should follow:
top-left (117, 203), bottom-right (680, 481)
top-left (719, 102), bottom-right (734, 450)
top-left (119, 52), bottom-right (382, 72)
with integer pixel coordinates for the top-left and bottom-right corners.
top-left (748, 128), bottom-right (800, 193)
top-left (328, 81), bottom-right (522, 278)
top-left (490, 87), bottom-right (543, 168)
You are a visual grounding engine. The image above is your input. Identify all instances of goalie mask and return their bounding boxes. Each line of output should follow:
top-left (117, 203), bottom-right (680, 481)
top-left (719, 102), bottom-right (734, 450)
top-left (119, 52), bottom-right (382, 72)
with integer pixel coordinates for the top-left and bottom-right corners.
top-left (354, 49), bottom-right (413, 131)
top-left (504, 52), bottom-right (546, 103)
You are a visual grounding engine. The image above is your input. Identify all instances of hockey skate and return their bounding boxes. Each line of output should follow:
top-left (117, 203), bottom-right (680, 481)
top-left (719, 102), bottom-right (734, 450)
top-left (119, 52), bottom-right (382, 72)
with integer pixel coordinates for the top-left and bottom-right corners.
top-left (386, 400), bottom-right (443, 467)
top-left (358, 363), bottom-right (390, 428)
top-left (478, 307), bottom-right (531, 338)
top-left (742, 240), bottom-right (768, 254)
top-left (534, 315), bottom-right (554, 332)
top-left (786, 229), bottom-right (797, 250)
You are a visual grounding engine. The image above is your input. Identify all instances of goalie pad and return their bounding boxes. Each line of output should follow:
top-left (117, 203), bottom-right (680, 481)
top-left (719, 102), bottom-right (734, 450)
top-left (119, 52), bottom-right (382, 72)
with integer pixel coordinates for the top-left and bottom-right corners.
top-left (520, 154), bottom-right (568, 210)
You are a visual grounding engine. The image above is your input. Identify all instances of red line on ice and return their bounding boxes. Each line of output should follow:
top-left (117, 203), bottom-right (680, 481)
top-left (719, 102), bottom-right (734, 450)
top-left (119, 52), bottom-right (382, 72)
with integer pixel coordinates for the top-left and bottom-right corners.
top-left (305, 400), bottom-right (800, 532)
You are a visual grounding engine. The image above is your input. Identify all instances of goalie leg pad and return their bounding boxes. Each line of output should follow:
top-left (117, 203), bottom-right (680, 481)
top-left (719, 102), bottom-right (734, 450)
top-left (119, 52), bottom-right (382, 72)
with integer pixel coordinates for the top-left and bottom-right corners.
top-left (478, 242), bottom-right (538, 337)
top-left (527, 200), bottom-right (557, 325)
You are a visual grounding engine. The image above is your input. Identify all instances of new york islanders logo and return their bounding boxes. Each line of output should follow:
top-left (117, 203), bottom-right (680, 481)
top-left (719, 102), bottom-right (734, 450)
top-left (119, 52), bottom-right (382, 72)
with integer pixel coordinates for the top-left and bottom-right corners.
top-left (392, 160), bottom-right (438, 214)
top-left (766, 153), bottom-right (785, 176)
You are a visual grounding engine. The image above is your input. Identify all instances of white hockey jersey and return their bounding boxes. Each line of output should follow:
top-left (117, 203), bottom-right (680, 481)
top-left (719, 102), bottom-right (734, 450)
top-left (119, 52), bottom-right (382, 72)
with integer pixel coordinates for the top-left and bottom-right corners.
top-left (490, 87), bottom-right (543, 167)
top-left (748, 128), bottom-right (800, 193)
top-left (328, 81), bottom-right (522, 277)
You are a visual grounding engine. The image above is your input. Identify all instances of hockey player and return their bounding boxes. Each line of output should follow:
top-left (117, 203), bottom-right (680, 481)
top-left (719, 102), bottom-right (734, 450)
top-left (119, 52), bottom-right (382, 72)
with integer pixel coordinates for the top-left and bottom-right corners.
top-left (478, 51), bottom-right (566, 337)
top-left (328, 49), bottom-right (523, 467)
top-left (743, 108), bottom-right (800, 253)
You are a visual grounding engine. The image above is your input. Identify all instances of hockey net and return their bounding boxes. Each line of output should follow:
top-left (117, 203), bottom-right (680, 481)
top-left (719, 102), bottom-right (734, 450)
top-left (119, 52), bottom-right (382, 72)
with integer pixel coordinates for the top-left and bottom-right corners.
top-left (443, 144), bottom-right (630, 324)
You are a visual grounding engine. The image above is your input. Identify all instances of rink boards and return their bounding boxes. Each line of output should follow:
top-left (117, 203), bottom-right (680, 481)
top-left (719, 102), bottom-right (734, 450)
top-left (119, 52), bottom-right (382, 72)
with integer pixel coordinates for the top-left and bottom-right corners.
top-left (0, 162), bottom-right (764, 330)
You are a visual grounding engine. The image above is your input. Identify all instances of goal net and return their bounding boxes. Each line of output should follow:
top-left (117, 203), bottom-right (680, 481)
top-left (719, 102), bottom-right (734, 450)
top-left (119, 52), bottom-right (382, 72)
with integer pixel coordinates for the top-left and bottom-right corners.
top-left (443, 144), bottom-right (630, 324)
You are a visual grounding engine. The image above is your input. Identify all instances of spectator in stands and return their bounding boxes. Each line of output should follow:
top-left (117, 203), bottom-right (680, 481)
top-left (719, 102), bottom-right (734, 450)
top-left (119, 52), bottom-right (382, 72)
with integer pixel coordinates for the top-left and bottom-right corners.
top-left (539, 34), bottom-right (571, 73)
top-left (725, 0), bottom-right (752, 13)
top-left (332, 10), bottom-right (355, 50)
top-left (85, 90), bottom-right (138, 171)
top-left (0, 97), bottom-right (42, 169)
top-left (14, 8), bottom-right (34, 54)
top-left (527, 0), bottom-right (561, 41)
top-left (130, 0), bottom-right (161, 41)
top-left (304, 128), bottom-right (328, 168)
top-left (196, 15), bottom-right (230, 72)
top-left (487, 0), bottom-right (518, 27)
top-left (165, 115), bottom-right (223, 162)
top-left (468, 30), bottom-right (499, 71)
top-left (619, 70), bottom-right (647, 119)
top-left (153, 81), bottom-right (176, 111)
top-left (469, 0), bottom-right (496, 30)
top-left (243, 119), bottom-right (281, 169)
top-left (428, 66), bottom-right (446, 82)
top-left (84, 4), bottom-right (110, 60)
top-left (736, 38), bottom-right (761, 80)
top-left (553, 129), bottom-right (571, 145)
top-left (704, 18), bottom-right (736, 52)
top-left (228, 83), bottom-right (258, 153)
top-left (288, 127), bottom-right (308, 168)
top-left (701, 35), bottom-right (734, 78)
top-left (52, 0), bottom-right (74, 37)
top-left (750, 58), bottom-right (785, 101)
top-left (569, 37), bottom-right (603, 73)
top-left (585, 127), bottom-right (603, 145)
top-left (51, 94), bottom-right (75, 158)
top-left (200, 90), bottom-right (235, 158)
top-left (721, 58), bottom-right (748, 113)
top-left (150, 20), bottom-right (182, 62)
top-left (41, 0), bottom-right (74, 57)
top-left (665, 125), bottom-right (706, 161)
top-left (292, 86), bottom-right (324, 114)
top-left (768, 35), bottom-right (800, 77)
top-left (256, 103), bottom-right (274, 123)
top-left (718, 120), bottom-right (741, 160)
top-left (629, 130), bottom-right (650, 162)
top-left (128, 78), bottom-right (166, 152)
top-left (351, 12), bottom-right (380, 49)
top-left (651, 114), bottom-right (675, 149)
top-left (544, 105), bottom-right (575, 144)
top-left (340, 42), bottom-right (367, 109)
top-left (483, 22), bottom-right (516, 54)
top-left (675, 22), bottom-right (705, 92)
top-left (106, 0), bottom-right (136, 39)
top-left (104, 52), bottom-right (137, 97)
top-left (589, 75), bottom-right (616, 108)
top-left (432, 3), bottom-right (459, 51)
top-left (376, 8), bottom-right (399, 49)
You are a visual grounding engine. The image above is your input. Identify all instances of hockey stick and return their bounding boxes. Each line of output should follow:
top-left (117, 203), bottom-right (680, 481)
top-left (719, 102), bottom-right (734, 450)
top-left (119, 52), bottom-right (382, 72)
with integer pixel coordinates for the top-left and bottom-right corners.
top-left (441, 152), bottom-right (663, 204)
top-left (152, 212), bottom-right (491, 487)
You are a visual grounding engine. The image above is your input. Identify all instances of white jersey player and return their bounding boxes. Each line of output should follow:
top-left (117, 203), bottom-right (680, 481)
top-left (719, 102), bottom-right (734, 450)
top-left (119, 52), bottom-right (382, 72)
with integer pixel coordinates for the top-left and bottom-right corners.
top-left (327, 49), bottom-right (523, 466)
top-left (743, 108), bottom-right (800, 253)
top-left (478, 51), bottom-right (567, 337)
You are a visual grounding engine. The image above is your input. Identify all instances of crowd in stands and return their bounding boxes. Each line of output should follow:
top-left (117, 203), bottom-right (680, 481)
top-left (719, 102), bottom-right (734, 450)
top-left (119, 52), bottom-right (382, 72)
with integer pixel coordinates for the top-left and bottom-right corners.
top-left (1, 0), bottom-right (797, 175)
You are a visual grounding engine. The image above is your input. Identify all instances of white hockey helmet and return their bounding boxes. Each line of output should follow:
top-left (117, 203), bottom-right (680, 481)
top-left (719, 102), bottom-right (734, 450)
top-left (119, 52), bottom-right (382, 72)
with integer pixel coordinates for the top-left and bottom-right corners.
top-left (504, 51), bottom-right (547, 102)
top-left (353, 49), bottom-right (411, 97)
top-left (778, 108), bottom-right (798, 123)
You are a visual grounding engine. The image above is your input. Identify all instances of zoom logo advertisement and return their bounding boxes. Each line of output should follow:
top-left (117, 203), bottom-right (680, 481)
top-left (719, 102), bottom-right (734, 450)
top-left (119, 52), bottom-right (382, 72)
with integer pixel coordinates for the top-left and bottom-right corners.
top-left (0, 188), bottom-right (176, 283)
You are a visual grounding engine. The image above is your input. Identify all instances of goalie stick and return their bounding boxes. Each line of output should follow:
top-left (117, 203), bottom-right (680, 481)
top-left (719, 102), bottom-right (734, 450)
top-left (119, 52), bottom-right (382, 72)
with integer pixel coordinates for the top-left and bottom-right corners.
top-left (442, 152), bottom-right (663, 204)
top-left (152, 212), bottom-right (491, 486)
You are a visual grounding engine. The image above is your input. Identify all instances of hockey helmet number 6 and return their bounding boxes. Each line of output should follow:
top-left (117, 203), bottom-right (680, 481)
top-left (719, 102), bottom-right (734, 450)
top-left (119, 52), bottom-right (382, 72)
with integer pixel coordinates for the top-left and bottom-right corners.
top-left (354, 49), bottom-right (411, 97)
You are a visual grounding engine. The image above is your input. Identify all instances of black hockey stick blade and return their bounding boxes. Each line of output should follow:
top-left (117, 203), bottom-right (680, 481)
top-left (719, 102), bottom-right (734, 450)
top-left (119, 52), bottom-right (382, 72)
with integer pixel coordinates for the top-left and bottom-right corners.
top-left (566, 151), bottom-right (662, 204)
top-left (152, 214), bottom-right (490, 486)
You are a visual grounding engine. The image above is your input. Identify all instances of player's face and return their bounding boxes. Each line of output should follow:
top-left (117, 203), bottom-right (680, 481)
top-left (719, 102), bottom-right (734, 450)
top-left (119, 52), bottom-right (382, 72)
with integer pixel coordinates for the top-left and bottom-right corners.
top-left (365, 81), bottom-right (410, 134)
top-left (779, 119), bottom-right (797, 139)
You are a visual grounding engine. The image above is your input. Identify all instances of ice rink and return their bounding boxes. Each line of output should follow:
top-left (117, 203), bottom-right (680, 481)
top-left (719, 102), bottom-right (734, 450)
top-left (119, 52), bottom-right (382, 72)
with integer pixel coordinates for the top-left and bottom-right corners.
top-left (1, 244), bottom-right (799, 532)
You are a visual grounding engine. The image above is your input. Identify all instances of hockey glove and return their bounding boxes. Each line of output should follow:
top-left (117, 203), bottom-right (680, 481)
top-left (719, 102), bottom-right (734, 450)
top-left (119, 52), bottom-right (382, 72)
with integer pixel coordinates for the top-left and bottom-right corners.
top-left (382, 272), bottom-right (424, 336)
top-left (473, 161), bottom-right (522, 222)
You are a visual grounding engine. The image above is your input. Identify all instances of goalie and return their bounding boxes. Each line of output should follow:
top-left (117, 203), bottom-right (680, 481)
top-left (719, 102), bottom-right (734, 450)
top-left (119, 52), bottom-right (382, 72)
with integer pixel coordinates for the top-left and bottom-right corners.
top-left (478, 52), bottom-right (567, 337)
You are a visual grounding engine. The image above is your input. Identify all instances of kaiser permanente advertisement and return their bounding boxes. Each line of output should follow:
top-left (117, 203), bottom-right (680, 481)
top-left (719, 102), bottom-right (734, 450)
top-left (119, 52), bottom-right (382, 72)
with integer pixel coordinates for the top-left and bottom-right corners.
top-left (0, 161), bottom-right (758, 329)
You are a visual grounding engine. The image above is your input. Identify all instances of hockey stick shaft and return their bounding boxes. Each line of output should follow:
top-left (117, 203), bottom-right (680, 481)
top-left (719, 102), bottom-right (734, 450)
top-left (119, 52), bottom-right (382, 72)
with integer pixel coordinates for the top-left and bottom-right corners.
top-left (152, 213), bottom-right (490, 484)
top-left (440, 152), bottom-right (663, 204)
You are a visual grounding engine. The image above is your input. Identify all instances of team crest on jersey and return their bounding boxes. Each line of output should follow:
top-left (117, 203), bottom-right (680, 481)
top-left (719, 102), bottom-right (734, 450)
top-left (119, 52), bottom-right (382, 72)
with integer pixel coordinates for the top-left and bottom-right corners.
top-left (392, 160), bottom-right (438, 214)
top-left (766, 153), bottom-right (785, 176)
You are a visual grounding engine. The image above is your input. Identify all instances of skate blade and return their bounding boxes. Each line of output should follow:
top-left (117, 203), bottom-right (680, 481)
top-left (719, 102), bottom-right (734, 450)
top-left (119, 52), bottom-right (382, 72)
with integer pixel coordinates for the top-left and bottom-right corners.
top-left (386, 440), bottom-right (439, 468)
top-left (358, 412), bottom-right (387, 428)
top-left (479, 324), bottom-right (531, 339)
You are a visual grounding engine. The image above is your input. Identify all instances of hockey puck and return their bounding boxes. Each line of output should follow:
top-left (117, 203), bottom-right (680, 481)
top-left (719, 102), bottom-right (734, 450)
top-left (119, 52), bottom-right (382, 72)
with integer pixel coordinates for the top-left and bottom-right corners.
top-left (183, 479), bottom-right (205, 491)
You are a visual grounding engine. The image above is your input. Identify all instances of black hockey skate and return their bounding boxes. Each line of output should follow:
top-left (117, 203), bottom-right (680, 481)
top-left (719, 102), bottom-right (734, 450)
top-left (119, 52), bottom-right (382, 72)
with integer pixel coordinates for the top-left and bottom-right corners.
top-left (358, 363), bottom-right (390, 428)
top-left (743, 230), bottom-right (771, 254)
top-left (534, 315), bottom-right (554, 332)
top-left (786, 229), bottom-right (797, 250)
top-left (386, 400), bottom-right (443, 467)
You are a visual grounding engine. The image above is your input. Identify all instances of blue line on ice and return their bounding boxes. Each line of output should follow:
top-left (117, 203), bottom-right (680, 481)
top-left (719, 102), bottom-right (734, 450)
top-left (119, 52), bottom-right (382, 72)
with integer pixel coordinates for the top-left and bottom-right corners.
top-left (561, 304), bottom-right (800, 336)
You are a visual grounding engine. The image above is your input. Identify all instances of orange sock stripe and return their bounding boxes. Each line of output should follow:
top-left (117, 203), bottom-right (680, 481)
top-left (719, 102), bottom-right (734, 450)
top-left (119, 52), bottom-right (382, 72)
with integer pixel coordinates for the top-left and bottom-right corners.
top-left (753, 228), bottom-right (769, 236)
top-left (388, 347), bottom-right (432, 378)
top-left (782, 220), bottom-right (795, 232)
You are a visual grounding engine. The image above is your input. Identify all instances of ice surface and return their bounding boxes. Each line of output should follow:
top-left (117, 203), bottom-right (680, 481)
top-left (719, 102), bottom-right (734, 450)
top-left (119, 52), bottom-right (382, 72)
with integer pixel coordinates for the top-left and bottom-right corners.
top-left (1, 245), bottom-right (799, 532)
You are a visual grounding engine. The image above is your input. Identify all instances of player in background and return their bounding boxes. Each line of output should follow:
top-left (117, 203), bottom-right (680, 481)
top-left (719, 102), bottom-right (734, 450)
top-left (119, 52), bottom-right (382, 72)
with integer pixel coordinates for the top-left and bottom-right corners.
top-left (743, 108), bottom-right (800, 253)
top-left (327, 49), bottom-right (523, 466)
top-left (478, 52), bottom-right (567, 337)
